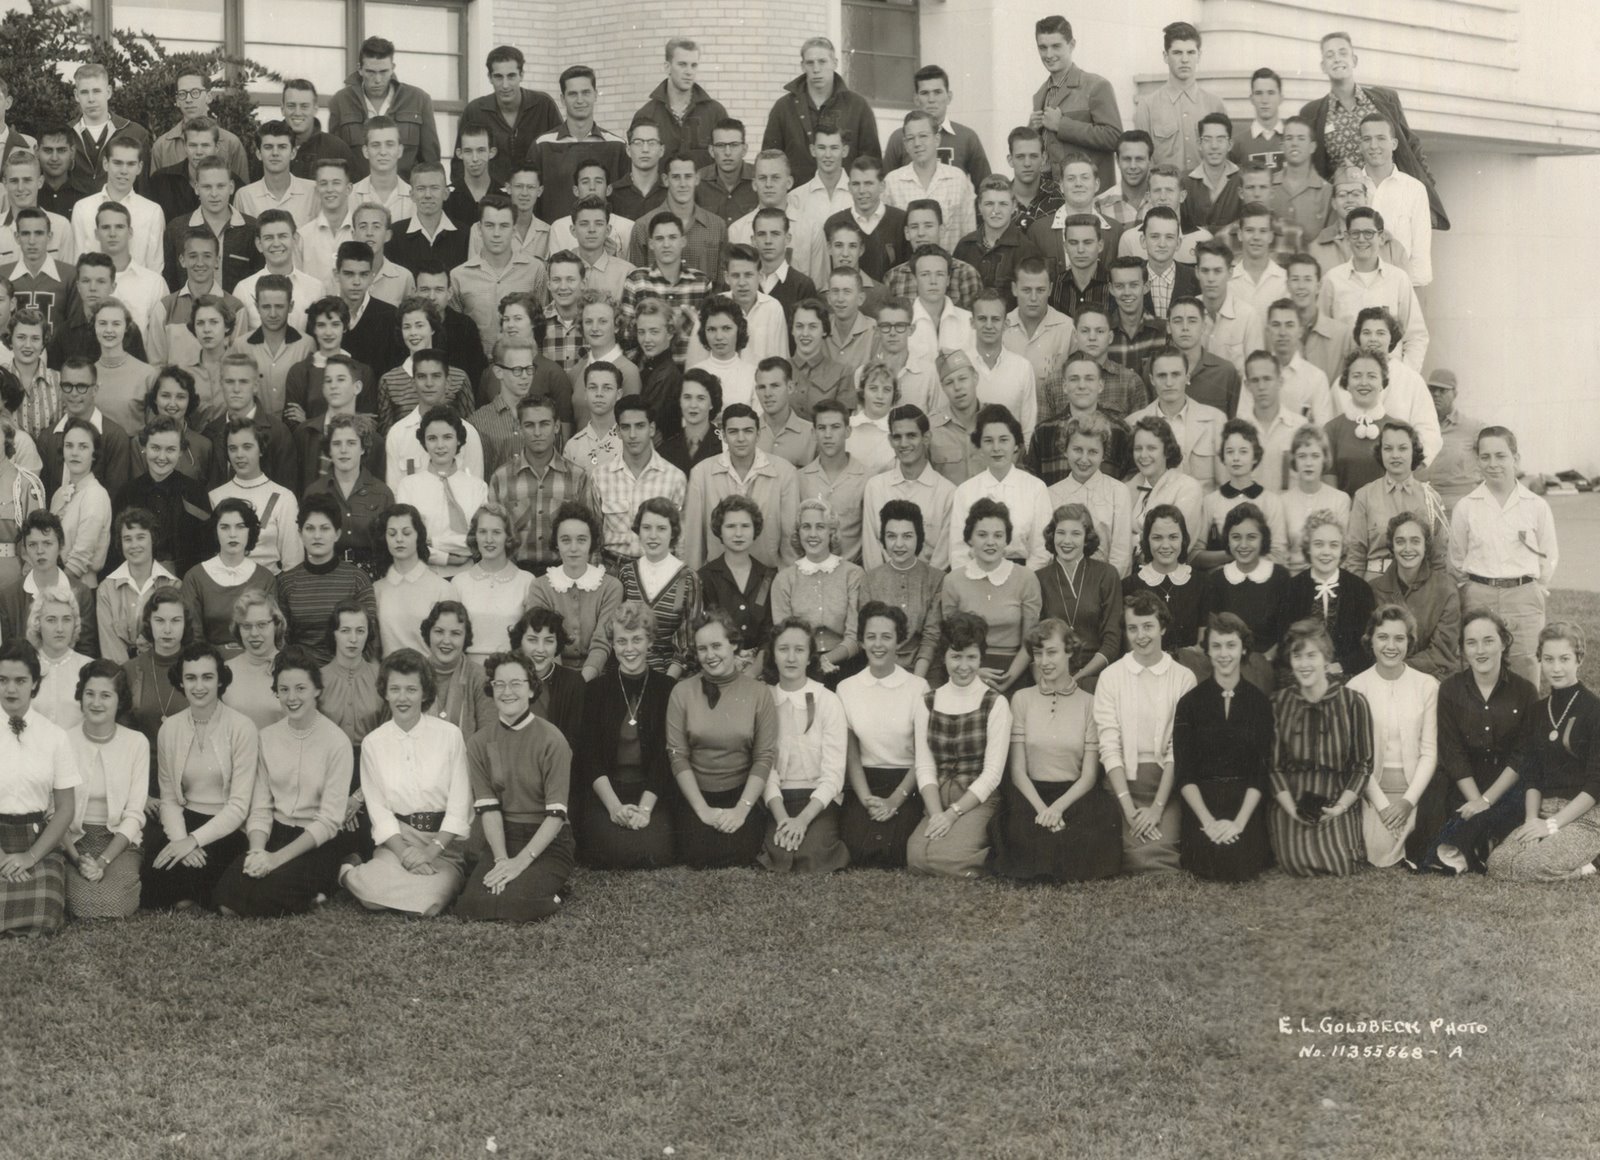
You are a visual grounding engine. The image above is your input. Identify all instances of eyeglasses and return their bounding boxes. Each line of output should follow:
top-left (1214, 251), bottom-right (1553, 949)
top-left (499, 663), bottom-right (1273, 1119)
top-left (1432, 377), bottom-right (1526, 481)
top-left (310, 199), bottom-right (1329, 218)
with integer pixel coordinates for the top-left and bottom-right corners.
top-left (59, 382), bottom-right (95, 395)
top-left (176, 87), bottom-right (206, 101)
top-left (1346, 229), bottom-right (1379, 240)
top-left (495, 363), bottom-right (536, 377)
top-left (878, 322), bottom-right (912, 334)
top-left (490, 679), bottom-right (530, 691)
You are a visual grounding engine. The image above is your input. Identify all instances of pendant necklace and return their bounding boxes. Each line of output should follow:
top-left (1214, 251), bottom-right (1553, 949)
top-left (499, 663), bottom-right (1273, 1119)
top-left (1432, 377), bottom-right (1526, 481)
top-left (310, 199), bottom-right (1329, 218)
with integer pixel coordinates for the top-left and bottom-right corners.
top-left (620, 670), bottom-right (646, 727)
top-left (1549, 687), bottom-right (1580, 742)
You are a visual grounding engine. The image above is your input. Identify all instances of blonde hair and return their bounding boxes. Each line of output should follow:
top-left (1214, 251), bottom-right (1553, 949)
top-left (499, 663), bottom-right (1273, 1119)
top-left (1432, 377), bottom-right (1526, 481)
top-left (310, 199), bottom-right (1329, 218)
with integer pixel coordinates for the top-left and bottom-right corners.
top-left (25, 591), bottom-right (80, 651)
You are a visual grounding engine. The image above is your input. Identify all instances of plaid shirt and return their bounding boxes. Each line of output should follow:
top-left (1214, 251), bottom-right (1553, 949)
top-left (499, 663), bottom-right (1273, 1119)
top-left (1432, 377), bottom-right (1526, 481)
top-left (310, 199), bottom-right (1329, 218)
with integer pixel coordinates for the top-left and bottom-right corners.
top-left (14, 365), bottom-right (60, 440)
top-left (592, 450), bottom-right (688, 558)
top-left (1049, 267), bottom-right (1110, 319)
top-left (618, 265), bottom-right (713, 365)
top-left (488, 449), bottom-right (594, 570)
top-left (1013, 181), bottom-right (1064, 233)
top-left (536, 309), bottom-right (586, 371)
top-left (1042, 357), bottom-right (1149, 423)
top-left (1029, 407), bottom-right (1134, 485)
top-left (1106, 313), bottom-right (1169, 374)
top-left (886, 258), bottom-right (984, 310)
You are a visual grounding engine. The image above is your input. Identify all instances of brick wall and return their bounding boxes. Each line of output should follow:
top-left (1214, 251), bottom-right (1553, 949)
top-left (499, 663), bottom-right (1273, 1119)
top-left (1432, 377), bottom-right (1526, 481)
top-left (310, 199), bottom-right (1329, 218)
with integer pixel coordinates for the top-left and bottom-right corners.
top-left (490, 0), bottom-right (833, 141)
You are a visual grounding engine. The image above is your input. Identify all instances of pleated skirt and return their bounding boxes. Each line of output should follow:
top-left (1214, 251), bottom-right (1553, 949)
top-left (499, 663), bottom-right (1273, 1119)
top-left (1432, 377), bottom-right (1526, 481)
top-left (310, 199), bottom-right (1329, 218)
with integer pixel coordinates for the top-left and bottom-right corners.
top-left (576, 779), bottom-right (676, 870)
top-left (992, 777), bottom-right (1122, 883)
top-left (1178, 777), bottom-right (1271, 882)
top-left (343, 821), bottom-right (467, 916)
top-left (1119, 762), bottom-right (1182, 873)
top-left (142, 809), bottom-right (248, 910)
top-left (66, 824), bottom-right (141, 919)
top-left (674, 784), bottom-right (766, 869)
top-left (840, 767), bottom-right (924, 870)
top-left (213, 821), bottom-right (345, 918)
top-left (0, 819), bottom-right (65, 936)
top-left (455, 821), bottom-right (575, 923)
top-left (759, 789), bottom-right (850, 873)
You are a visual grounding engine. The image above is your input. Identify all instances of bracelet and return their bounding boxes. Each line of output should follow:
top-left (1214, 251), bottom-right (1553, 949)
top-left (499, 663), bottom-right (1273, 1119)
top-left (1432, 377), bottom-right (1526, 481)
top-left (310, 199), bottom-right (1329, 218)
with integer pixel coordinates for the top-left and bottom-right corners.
top-left (738, 798), bottom-right (753, 809)
top-left (1116, 791), bottom-right (1131, 800)
top-left (1546, 818), bottom-right (1561, 836)
top-left (431, 837), bottom-right (445, 850)
top-left (950, 803), bottom-right (964, 816)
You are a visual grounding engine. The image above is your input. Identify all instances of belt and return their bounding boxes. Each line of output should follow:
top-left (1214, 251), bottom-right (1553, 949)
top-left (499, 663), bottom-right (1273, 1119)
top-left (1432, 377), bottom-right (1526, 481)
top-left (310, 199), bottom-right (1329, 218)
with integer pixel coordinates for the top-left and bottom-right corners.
top-left (1466, 574), bottom-right (1535, 589)
top-left (394, 810), bottom-right (446, 832)
top-left (0, 811), bottom-right (45, 824)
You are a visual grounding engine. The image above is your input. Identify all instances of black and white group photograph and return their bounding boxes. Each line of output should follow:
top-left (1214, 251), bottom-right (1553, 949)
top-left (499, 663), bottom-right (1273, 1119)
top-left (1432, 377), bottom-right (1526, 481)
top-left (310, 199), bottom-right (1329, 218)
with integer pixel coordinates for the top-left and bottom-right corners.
top-left (0, 0), bottom-right (1595, 1155)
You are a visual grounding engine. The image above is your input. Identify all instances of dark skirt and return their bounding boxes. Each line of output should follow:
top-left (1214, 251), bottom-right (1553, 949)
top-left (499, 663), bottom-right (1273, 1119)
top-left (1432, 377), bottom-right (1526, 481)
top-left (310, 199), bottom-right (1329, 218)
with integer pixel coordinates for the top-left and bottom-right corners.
top-left (992, 777), bottom-right (1123, 882)
top-left (455, 819), bottom-right (575, 923)
top-left (1179, 777), bottom-right (1272, 882)
top-left (66, 824), bottom-right (141, 919)
top-left (759, 789), bottom-right (850, 873)
top-left (1419, 784), bottom-right (1522, 873)
top-left (577, 778), bottom-right (676, 870)
top-left (841, 767), bottom-right (924, 869)
top-left (213, 821), bottom-right (345, 918)
top-left (141, 808), bottom-right (248, 910)
top-left (0, 818), bottom-right (66, 936)
top-left (674, 784), bottom-right (766, 869)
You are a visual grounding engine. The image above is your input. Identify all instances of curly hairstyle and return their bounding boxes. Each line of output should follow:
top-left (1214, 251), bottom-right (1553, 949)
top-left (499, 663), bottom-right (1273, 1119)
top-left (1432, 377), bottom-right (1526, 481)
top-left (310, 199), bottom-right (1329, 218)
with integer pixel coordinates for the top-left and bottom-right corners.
top-left (1140, 503), bottom-right (1191, 563)
top-left (210, 496), bottom-right (262, 556)
top-left (167, 641), bottom-right (233, 695)
top-left (1044, 503), bottom-right (1100, 561)
top-left (1372, 418), bottom-right (1425, 473)
top-left (1222, 501), bottom-right (1273, 558)
top-left (422, 599), bottom-right (474, 653)
top-left (74, 657), bottom-right (132, 716)
top-left (697, 294), bottom-right (749, 353)
top-left (378, 647), bottom-right (438, 712)
top-left (1363, 602), bottom-right (1419, 659)
top-left (548, 499), bottom-right (602, 556)
top-left (509, 605), bottom-right (570, 658)
top-left (631, 496), bottom-right (682, 552)
top-left (857, 599), bottom-right (909, 645)
top-left (962, 496), bottom-right (1012, 545)
top-left (711, 493), bottom-right (764, 543)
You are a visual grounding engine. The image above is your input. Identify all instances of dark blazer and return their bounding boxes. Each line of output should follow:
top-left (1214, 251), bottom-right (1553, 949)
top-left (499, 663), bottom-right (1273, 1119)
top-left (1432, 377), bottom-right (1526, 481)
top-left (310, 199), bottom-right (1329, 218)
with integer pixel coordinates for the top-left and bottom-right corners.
top-left (148, 163), bottom-right (198, 225)
top-left (577, 666), bottom-right (672, 798)
top-left (70, 115), bottom-right (152, 187)
top-left (822, 204), bottom-right (907, 283)
top-left (387, 215), bottom-right (471, 277)
top-left (1142, 262), bottom-right (1202, 317)
top-left (1300, 85), bottom-right (1448, 230)
top-left (109, 468), bottom-right (212, 577)
top-left (765, 266), bottom-right (819, 327)
top-left (343, 298), bottom-right (406, 379)
top-left (1282, 567), bottom-right (1377, 679)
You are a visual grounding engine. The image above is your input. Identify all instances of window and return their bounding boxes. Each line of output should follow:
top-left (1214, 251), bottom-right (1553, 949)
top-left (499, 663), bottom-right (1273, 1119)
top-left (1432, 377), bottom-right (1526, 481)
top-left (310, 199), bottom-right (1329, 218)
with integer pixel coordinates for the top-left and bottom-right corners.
top-left (841, 0), bottom-right (918, 107)
top-left (116, 0), bottom-right (224, 56)
top-left (243, 0), bottom-right (349, 98)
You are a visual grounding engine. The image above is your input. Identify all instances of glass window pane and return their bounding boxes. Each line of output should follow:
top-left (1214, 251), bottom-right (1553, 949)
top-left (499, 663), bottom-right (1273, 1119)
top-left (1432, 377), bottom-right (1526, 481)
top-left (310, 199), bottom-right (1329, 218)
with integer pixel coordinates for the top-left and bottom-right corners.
top-left (367, 2), bottom-right (463, 100)
top-left (243, 0), bottom-right (346, 96)
top-left (112, 0), bottom-right (224, 43)
top-left (842, 0), bottom-right (917, 105)
top-left (392, 53), bottom-right (458, 100)
top-left (248, 46), bottom-right (347, 98)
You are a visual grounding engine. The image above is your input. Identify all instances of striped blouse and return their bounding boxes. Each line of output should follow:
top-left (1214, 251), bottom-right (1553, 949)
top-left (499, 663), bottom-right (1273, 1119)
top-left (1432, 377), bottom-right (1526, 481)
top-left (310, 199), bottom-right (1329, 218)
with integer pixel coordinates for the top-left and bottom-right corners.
top-left (619, 557), bottom-right (701, 675)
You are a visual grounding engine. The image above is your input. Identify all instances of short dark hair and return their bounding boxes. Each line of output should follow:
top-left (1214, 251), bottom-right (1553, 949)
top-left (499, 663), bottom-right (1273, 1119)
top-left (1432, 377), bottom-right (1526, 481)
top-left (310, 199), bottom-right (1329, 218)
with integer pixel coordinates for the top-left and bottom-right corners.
top-left (1223, 501), bottom-right (1273, 556)
top-left (75, 657), bottom-right (132, 715)
top-left (211, 495), bottom-right (262, 555)
top-left (877, 498), bottom-right (925, 556)
top-left (963, 496), bottom-right (1013, 545)
top-left (1035, 15), bottom-right (1073, 39)
top-left (858, 599), bottom-right (909, 645)
top-left (970, 403), bottom-right (1023, 450)
top-left (1163, 21), bottom-right (1201, 49)
top-left (940, 610), bottom-right (989, 656)
top-left (710, 494), bottom-right (764, 543)
top-left (510, 605), bottom-right (570, 657)
top-left (379, 648), bottom-right (437, 712)
top-left (422, 599), bottom-right (474, 652)
top-left (1140, 503), bottom-right (1192, 563)
top-left (169, 641), bottom-right (232, 695)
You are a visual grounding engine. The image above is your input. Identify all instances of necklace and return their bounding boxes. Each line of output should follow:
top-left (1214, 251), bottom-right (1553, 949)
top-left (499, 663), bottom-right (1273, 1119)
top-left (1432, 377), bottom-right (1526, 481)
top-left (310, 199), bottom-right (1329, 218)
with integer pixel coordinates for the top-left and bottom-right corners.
top-left (1549, 686), bottom-right (1581, 742)
top-left (619, 669), bottom-right (646, 727)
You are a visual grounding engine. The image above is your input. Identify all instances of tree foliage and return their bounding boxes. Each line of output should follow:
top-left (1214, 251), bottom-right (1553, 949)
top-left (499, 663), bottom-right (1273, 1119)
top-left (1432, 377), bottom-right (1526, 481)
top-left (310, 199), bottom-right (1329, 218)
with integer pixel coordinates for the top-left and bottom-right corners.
top-left (0, 0), bottom-right (279, 146)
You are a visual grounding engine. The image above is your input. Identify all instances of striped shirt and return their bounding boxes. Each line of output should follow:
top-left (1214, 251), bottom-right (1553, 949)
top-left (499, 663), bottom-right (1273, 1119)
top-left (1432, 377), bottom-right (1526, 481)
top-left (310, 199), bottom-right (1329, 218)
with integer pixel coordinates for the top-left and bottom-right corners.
top-left (272, 559), bottom-right (377, 666)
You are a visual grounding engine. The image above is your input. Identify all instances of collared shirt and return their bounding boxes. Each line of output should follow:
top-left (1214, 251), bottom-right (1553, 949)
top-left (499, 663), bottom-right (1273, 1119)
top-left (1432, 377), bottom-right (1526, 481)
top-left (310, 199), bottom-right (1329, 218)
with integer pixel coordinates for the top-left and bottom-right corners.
top-left (467, 393), bottom-right (525, 478)
top-left (538, 309), bottom-right (586, 370)
top-left (581, 252), bottom-right (635, 306)
top-left (1094, 186), bottom-right (1148, 226)
top-left (1107, 313), bottom-right (1169, 375)
top-left (1273, 167), bottom-right (1332, 241)
top-left (562, 421), bottom-right (622, 474)
top-left (1448, 482), bottom-right (1559, 587)
top-left (1324, 84), bottom-right (1379, 173)
top-left (1128, 397), bottom-right (1229, 487)
top-left (351, 175), bottom-right (415, 222)
top-left (385, 406), bottom-right (486, 489)
top-left (908, 296), bottom-right (972, 370)
top-left (469, 215), bottom-right (553, 263)
top-left (1417, 409), bottom-right (1484, 511)
top-left (1202, 290), bottom-right (1264, 375)
top-left (970, 344), bottom-right (1039, 445)
top-left (1365, 166), bottom-right (1433, 287)
top-left (13, 362), bottom-right (60, 440)
top-left (354, 260), bottom-right (415, 309)
top-left (295, 207), bottom-right (357, 285)
top-left (1003, 307), bottom-right (1074, 389)
top-left (1014, 183), bottom-right (1065, 233)
top-left (1266, 354), bottom-right (1335, 427)
top-left (627, 203), bottom-right (727, 286)
top-left (450, 252), bottom-right (549, 358)
top-left (235, 268), bottom-right (326, 335)
top-left (861, 460), bottom-right (955, 571)
top-left (1047, 470), bottom-right (1134, 576)
top-left (798, 455), bottom-right (873, 563)
top-left (1318, 260), bottom-right (1429, 371)
top-left (488, 450), bottom-right (593, 569)
top-left (71, 187), bottom-right (164, 271)
top-left (824, 313), bottom-right (877, 377)
top-left (1345, 474), bottom-right (1451, 576)
top-left (393, 468), bottom-right (490, 573)
top-left (1093, 650), bottom-right (1197, 775)
top-left (362, 715), bottom-right (473, 843)
top-left (882, 163), bottom-right (975, 255)
top-left (1147, 263), bottom-right (1178, 320)
top-left (1234, 406), bottom-right (1308, 492)
top-left (1228, 260), bottom-right (1289, 319)
top-left (741, 293), bottom-right (789, 363)
top-left (236, 175), bottom-right (318, 224)
top-left (695, 161), bottom-right (757, 223)
top-left (756, 411), bottom-right (819, 469)
top-left (593, 450), bottom-right (688, 557)
top-left (549, 212), bottom-right (631, 260)
top-left (1133, 80), bottom-right (1227, 174)
top-left (1050, 265), bottom-right (1110, 321)
top-left (786, 174), bottom-right (855, 284)
top-left (948, 466), bottom-right (1052, 571)
top-left (618, 264), bottom-right (714, 364)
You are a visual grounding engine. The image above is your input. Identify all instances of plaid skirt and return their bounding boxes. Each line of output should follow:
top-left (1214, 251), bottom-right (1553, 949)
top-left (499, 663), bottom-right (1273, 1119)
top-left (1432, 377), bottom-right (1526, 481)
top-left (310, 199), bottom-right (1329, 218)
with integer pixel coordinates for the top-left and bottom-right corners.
top-left (454, 820), bottom-right (575, 923)
top-left (0, 819), bottom-right (66, 937)
top-left (212, 821), bottom-right (346, 918)
top-left (66, 824), bottom-right (141, 919)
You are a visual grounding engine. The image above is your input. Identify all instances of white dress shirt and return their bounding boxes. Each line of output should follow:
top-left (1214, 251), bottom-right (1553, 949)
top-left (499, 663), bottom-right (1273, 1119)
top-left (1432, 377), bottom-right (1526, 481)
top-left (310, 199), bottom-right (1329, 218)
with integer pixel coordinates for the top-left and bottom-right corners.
top-left (360, 715), bottom-right (473, 842)
top-left (948, 465), bottom-right (1053, 572)
top-left (1365, 167), bottom-right (1432, 287)
top-left (970, 345), bottom-right (1039, 447)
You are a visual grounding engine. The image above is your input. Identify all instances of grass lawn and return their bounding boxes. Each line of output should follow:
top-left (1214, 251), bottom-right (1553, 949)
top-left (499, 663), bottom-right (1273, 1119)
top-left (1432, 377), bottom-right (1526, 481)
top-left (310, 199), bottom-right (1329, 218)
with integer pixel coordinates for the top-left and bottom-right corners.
top-left (5, 591), bottom-right (1600, 1160)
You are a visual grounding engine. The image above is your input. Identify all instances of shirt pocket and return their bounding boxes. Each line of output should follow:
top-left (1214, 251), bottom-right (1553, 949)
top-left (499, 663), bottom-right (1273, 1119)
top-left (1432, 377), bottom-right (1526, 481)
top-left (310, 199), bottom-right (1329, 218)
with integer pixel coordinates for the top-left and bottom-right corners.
top-left (391, 111), bottom-right (425, 149)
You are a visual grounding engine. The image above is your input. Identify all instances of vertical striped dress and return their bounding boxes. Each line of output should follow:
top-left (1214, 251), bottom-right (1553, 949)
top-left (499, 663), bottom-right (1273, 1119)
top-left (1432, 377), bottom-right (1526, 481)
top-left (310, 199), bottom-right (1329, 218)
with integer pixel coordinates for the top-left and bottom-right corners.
top-left (619, 557), bottom-right (702, 675)
top-left (1268, 683), bottom-right (1374, 876)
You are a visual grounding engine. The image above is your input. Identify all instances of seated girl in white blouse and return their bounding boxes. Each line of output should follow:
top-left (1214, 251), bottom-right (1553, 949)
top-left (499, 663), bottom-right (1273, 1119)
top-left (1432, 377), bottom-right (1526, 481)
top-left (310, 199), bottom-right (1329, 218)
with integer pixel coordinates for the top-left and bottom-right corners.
top-left (759, 618), bottom-right (850, 873)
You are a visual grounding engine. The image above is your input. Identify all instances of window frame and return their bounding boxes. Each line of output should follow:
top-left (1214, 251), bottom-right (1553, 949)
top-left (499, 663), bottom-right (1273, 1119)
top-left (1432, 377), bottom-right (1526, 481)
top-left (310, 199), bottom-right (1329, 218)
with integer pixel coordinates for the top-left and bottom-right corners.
top-left (89, 0), bottom-right (469, 116)
top-left (840, 0), bottom-right (920, 109)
